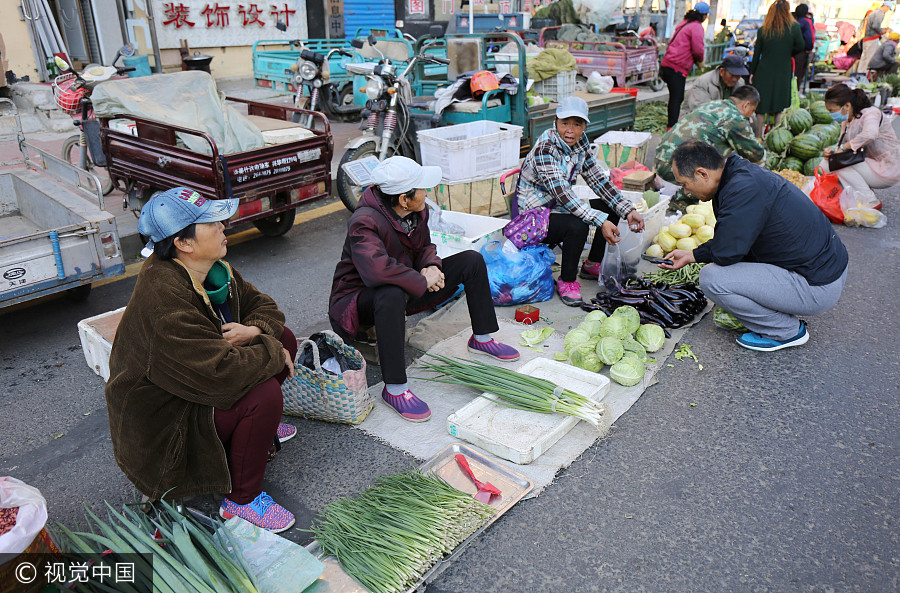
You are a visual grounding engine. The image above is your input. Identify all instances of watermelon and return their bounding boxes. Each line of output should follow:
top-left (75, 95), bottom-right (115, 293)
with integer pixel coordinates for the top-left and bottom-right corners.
top-left (809, 100), bottom-right (833, 125)
top-left (825, 122), bottom-right (842, 145)
top-left (765, 153), bottom-right (782, 170)
top-left (808, 124), bottom-right (834, 144)
top-left (788, 109), bottom-right (814, 135)
top-left (765, 128), bottom-right (793, 153)
top-left (781, 156), bottom-right (804, 172)
top-left (790, 133), bottom-right (824, 160)
top-left (802, 157), bottom-right (821, 177)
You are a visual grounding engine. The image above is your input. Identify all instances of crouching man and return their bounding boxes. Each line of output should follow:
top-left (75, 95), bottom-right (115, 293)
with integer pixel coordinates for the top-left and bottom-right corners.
top-left (661, 141), bottom-right (849, 351)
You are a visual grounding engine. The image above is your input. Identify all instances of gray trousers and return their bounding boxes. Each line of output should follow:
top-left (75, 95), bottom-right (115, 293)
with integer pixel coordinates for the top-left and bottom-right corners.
top-left (699, 263), bottom-right (848, 341)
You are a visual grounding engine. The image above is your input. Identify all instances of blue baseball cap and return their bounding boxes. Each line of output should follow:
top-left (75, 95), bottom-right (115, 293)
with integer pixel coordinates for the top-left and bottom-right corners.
top-left (138, 187), bottom-right (238, 257)
top-left (694, 2), bottom-right (710, 14)
top-left (556, 96), bottom-right (589, 123)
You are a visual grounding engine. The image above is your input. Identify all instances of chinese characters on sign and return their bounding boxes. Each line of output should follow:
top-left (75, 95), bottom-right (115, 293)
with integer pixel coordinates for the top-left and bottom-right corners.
top-left (328, 0), bottom-right (344, 37)
top-left (408, 0), bottom-right (425, 15)
top-left (154, 0), bottom-right (307, 48)
top-left (441, 0), bottom-right (453, 14)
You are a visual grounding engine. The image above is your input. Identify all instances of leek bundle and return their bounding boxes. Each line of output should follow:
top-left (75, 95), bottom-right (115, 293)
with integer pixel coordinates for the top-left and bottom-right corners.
top-left (417, 353), bottom-right (609, 428)
top-left (311, 471), bottom-right (495, 593)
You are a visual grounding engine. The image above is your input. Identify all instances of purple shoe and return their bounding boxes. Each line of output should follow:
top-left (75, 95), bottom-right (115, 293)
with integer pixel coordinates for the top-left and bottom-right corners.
top-left (467, 335), bottom-right (521, 361)
top-left (381, 387), bottom-right (432, 422)
top-left (220, 491), bottom-right (295, 533)
top-left (276, 423), bottom-right (297, 444)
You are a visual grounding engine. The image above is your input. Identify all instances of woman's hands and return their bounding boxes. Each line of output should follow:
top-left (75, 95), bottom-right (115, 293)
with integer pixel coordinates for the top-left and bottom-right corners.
top-left (222, 322), bottom-right (262, 346)
top-left (283, 348), bottom-right (295, 378)
top-left (626, 210), bottom-right (645, 232)
top-left (600, 220), bottom-right (620, 245)
top-left (422, 266), bottom-right (445, 292)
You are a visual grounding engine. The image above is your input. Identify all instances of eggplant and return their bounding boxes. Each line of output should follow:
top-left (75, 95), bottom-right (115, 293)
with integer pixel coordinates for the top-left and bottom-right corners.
top-left (644, 300), bottom-right (676, 326)
top-left (608, 294), bottom-right (648, 308)
top-left (638, 312), bottom-right (672, 338)
top-left (580, 302), bottom-right (604, 313)
top-left (618, 287), bottom-right (652, 297)
top-left (651, 293), bottom-right (684, 317)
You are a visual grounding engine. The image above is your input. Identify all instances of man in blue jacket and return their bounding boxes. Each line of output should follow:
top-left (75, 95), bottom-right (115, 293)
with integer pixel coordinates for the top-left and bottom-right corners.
top-left (661, 141), bottom-right (849, 351)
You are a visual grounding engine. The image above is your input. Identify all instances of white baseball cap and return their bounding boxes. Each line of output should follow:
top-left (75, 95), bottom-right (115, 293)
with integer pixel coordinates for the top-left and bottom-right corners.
top-left (370, 156), bottom-right (443, 195)
top-left (555, 96), bottom-right (590, 123)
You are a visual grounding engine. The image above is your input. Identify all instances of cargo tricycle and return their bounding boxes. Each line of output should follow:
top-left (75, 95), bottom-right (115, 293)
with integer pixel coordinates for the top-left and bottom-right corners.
top-left (0, 99), bottom-right (124, 309)
top-left (95, 73), bottom-right (333, 237)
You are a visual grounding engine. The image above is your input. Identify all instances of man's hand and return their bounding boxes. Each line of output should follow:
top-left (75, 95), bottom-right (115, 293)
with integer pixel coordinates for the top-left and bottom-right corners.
top-left (660, 249), bottom-right (696, 270)
top-left (600, 220), bottom-right (621, 245)
top-left (626, 210), bottom-right (645, 232)
top-left (421, 266), bottom-right (445, 292)
top-left (222, 323), bottom-right (263, 346)
top-left (283, 348), bottom-right (295, 378)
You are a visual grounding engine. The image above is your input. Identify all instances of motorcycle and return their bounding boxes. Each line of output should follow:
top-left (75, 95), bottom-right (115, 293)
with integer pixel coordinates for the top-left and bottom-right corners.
top-left (335, 27), bottom-right (449, 211)
top-left (51, 45), bottom-right (136, 195)
top-left (273, 21), bottom-right (362, 124)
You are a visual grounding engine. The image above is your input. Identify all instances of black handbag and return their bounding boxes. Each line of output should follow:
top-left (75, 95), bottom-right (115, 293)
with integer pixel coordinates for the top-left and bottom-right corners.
top-left (827, 113), bottom-right (880, 171)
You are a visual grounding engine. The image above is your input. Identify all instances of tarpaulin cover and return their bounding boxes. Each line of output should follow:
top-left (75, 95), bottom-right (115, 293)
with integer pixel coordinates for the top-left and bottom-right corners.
top-left (91, 71), bottom-right (265, 155)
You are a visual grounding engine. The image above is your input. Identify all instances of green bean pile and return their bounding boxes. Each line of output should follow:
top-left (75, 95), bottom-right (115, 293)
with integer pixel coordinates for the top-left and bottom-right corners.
top-left (634, 101), bottom-right (668, 135)
top-left (311, 471), bottom-right (496, 593)
top-left (643, 262), bottom-right (706, 285)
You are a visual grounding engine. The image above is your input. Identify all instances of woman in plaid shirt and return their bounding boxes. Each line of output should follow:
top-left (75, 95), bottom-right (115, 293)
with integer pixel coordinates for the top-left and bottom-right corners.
top-left (517, 96), bottom-right (644, 306)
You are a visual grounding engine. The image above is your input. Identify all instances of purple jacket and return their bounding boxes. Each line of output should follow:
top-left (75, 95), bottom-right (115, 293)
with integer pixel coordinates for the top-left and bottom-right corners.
top-left (661, 20), bottom-right (706, 76)
top-left (329, 187), bottom-right (441, 339)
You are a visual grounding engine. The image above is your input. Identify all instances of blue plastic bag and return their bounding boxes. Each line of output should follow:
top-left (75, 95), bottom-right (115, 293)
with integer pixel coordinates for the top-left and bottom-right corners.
top-left (481, 241), bottom-right (556, 306)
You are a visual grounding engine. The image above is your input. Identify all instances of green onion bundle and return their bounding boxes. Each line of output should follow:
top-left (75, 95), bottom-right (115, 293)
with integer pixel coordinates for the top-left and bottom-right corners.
top-left (416, 353), bottom-right (609, 428)
top-left (52, 500), bottom-right (258, 593)
top-left (311, 470), bottom-right (495, 593)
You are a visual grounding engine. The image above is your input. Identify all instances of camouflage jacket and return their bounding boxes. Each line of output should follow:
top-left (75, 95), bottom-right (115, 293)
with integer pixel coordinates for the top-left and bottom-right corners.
top-left (655, 99), bottom-right (766, 183)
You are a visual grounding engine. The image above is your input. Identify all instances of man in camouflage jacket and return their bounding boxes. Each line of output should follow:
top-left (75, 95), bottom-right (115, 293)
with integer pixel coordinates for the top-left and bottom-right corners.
top-left (656, 85), bottom-right (766, 183)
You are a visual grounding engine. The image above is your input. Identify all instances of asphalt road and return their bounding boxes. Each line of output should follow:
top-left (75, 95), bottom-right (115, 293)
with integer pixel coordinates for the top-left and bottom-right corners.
top-left (2, 181), bottom-right (898, 592)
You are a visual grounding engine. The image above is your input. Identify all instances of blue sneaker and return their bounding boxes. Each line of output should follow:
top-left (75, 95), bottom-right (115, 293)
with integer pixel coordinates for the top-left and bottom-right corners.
top-left (736, 321), bottom-right (809, 352)
top-left (220, 492), bottom-right (295, 533)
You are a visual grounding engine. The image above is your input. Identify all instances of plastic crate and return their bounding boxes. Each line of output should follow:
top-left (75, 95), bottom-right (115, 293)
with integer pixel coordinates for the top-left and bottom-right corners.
top-left (418, 121), bottom-right (523, 183)
top-left (428, 210), bottom-right (508, 259)
top-left (447, 358), bottom-right (610, 465)
top-left (532, 70), bottom-right (576, 102)
top-left (78, 307), bottom-right (125, 381)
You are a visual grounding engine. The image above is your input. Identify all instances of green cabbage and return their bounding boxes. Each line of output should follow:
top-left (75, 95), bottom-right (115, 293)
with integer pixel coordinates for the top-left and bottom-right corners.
top-left (713, 308), bottom-right (747, 332)
top-left (622, 337), bottom-right (647, 360)
top-left (598, 315), bottom-right (629, 340)
top-left (564, 328), bottom-right (591, 353)
top-left (553, 350), bottom-right (568, 361)
top-left (578, 319), bottom-right (603, 337)
top-left (595, 337), bottom-right (624, 366)
top-left (520, 326), bottom-right (554, 347)
top-left (584, 310), bottom-right (607, 323)
top-left (613, 306), bottom-right (641, 335)
top-left (610, 357), bottom-right (646, 386)
top-left (635, 324), bottom-right (666, 352)
top-left (569, 343), bottom-right (603, 373)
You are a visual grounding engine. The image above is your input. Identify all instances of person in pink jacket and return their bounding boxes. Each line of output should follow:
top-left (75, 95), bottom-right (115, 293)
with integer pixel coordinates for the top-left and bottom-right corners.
top-left (661, 2), bottom-right (709, 128)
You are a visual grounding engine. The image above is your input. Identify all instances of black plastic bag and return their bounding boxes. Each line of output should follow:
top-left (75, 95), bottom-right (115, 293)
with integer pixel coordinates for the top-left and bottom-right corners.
top-left (297, 332), bottom-right (363, 373)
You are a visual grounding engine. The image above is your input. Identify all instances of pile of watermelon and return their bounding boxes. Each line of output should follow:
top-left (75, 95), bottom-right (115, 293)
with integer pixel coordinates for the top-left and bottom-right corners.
top-left (764, 101), bottom-right (840, 176)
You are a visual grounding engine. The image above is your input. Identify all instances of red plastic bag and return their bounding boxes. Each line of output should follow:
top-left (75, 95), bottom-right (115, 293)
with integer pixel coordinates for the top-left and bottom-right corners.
top-left (608, 161), bottom-right (651, 190)
top-left (808, 167), bottom-right (844, 224)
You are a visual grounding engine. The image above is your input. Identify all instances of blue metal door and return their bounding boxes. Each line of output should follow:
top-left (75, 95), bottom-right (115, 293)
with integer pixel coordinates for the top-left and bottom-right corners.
top-left (343, 0), bottom-right (395, 37)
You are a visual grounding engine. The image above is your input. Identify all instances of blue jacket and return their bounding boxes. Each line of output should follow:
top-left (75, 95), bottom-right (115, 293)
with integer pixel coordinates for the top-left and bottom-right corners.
top-left (797, 16), bottom-right (815, 52)
top-left (692, 155), bottom-right (848, 286)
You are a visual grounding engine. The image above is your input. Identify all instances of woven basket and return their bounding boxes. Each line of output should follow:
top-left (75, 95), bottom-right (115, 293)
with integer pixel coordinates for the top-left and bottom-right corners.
top-left (282, 331), bottom-right (373, 424)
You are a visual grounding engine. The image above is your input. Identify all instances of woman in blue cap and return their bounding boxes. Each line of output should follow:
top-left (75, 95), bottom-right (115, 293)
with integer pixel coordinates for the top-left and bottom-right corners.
top-left (329, 156), bottom-right (520, 423)
top-left (106, 187), bottom-right (298, 533)
top-left (516, 96), bottom-right (644, 307)
top-left (660, 2), bottom-right (710, 127)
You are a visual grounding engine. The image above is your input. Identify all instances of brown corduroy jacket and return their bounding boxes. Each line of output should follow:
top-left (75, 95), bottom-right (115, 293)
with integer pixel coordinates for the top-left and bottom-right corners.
top-left (105, 255), bottom-right (285, 500)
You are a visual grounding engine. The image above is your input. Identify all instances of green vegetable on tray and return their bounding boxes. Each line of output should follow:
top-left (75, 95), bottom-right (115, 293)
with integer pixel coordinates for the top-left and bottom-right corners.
top-left (52, 500), bottom-right (260, 593)
top-left (311, 470), bottom-right (496, 593)
top-left (417, 352), bottom-right (609, 427)
top-left (643, 262), bottom-right (706, 285)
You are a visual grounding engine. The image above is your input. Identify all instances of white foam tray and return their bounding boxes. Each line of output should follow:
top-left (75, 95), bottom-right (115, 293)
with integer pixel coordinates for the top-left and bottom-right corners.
top-left (447, 358), bottom-right (610, 465)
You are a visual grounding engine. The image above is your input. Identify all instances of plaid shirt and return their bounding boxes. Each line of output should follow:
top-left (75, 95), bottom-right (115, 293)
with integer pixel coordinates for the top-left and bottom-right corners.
top-left (517, 128), bottom-right (635, 227)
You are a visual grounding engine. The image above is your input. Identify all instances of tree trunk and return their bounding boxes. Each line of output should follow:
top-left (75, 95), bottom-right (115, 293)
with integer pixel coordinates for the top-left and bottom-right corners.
top-left (638, 0), bottom-right (654, 30)
top-left (705, 0), bottom-right (720, 41)
top-left (671, 0), bottom-right (688, 37)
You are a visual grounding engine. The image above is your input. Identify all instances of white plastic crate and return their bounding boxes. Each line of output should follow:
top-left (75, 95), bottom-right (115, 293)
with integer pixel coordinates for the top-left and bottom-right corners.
top-left (532, 70), bottom-right (576, 103)
top-left (417, 121), bottom-right (523, 183)
top-left (429, 210), bottom-right (509, 259)
top-left (446, 358), bottom-right (610, 465)
top-left (77, 307), bottom-right (125, 381)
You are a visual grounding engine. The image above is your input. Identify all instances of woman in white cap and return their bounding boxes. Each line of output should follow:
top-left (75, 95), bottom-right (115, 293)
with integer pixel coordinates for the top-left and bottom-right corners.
top-left (329, 156), bottom-right (520, 422)
top-left (106, 187), bottom-right (298, 533)
top-left (516, 96), bottom-right (644, 307)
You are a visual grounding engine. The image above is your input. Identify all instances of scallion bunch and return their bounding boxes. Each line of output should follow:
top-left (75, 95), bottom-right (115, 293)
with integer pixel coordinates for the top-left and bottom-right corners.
top-left (52, 500), bottom-right (258, 593)
top-left (417, 353), bottom-right (609, 428)
top-left (311, 471), bottom-right (495, 593)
